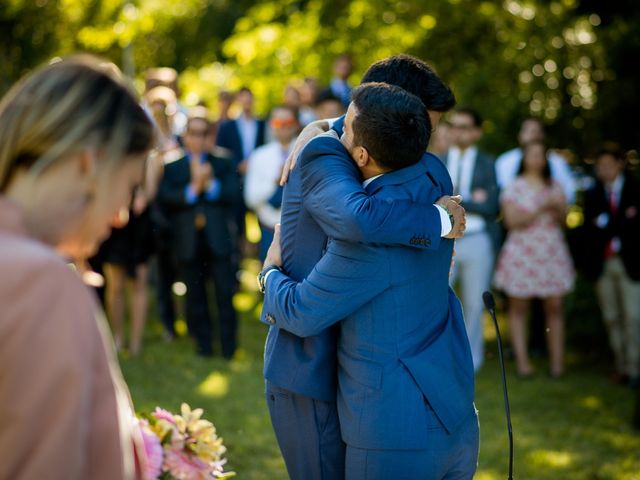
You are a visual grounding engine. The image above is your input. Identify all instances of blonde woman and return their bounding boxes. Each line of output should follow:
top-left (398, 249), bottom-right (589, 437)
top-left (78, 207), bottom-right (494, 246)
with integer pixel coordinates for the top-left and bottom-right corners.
top-left (0, 56), bottom-right (154, 479)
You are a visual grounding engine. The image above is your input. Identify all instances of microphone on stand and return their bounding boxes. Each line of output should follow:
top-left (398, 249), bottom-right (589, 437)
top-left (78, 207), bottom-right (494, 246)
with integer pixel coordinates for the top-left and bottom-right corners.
top-left (483, 291), bottom-right (514, 480)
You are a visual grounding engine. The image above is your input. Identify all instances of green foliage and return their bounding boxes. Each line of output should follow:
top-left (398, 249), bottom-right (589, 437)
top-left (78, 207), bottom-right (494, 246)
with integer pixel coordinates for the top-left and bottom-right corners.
top-left (1, 1), bottom-right (638, 150)
top-left (217, 0), bottom-right (624, 153)
top-left (0, 0), bottom-right (254, 91)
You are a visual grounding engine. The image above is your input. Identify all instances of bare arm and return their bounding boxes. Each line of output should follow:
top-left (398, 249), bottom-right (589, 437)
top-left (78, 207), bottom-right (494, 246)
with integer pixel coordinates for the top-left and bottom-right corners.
top-left (279, 119), bottom-right (330, 185)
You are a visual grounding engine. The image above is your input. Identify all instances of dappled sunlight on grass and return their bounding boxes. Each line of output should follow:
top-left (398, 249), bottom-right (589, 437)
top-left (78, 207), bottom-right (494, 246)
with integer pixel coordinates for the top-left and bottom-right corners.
top-left (264, 454), bottom-right (287, 471)
top-left (580, 395), bottom-right (603, 410)
top-left (475, 470), bottom-right (501, 480)
top-left (527, 449), bottom-right (575, 469)
top-left (601, 429), bottom-right (640, 450)
top-left (198, 371), bottom-right (230, 398)
top-left (228, 348), bottom-right (250, 367)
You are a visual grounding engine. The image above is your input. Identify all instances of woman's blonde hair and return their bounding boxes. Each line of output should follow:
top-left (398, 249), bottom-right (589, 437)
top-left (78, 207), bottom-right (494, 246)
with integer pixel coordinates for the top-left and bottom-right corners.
top-left (0, 54), bottom-right (154, 191)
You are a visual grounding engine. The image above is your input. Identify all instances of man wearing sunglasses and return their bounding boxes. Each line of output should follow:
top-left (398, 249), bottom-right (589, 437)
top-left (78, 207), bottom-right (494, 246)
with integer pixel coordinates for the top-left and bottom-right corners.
top-left (157, 111), bottom-right (238, 359)
top-left (245, 106), bottom-right (301, 261)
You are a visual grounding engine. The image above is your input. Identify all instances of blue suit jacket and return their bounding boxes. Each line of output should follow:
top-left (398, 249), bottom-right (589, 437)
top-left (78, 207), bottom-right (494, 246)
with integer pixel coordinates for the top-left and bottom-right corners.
top-left (262, 132), bottom-right (451, 401)
top-left (215, 118), bottom-right (266, 166)
top-left (262, 159), bottom-right (475, 449)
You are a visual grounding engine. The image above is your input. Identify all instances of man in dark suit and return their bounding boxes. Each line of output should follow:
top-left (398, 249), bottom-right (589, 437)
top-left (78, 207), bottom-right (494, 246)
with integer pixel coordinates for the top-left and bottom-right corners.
top-left (261, 83), bottom-right (477, 478)
top-left (582, 146), bottom-right (640, 386)
top-left (443, 108), bottom-right (499, 372)
top-left (158, 113), bottom-right (238, 358)
top-left (318, 54), bottom-right (354, 108)
top-left (260, 55), bottom-right (466, 480)
top-left (215, 87), bottom-right (266, 247)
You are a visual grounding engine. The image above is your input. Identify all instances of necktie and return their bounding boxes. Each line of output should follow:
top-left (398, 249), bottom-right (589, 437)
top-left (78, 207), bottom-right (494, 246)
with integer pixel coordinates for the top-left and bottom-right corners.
top-left (453, 156), bottom-right (464, 196)
top-left (609, 187), bottom-right (618, 215)
top-left (604, 187), bottom-right (618, 257)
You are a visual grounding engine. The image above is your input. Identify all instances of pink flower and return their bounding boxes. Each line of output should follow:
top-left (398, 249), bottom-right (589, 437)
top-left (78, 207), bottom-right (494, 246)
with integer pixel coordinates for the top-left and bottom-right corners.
top-left (164, 449), bottom-right (211, 480)
top-left (139, 421), bottom-right (163, 480)
top-left (153, 407), bottom-right (177, 425)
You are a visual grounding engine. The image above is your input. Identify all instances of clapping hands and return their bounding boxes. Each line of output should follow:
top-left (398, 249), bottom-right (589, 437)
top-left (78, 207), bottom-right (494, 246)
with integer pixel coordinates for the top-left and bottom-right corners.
top-left (190, 158), bottom-right (214, 194)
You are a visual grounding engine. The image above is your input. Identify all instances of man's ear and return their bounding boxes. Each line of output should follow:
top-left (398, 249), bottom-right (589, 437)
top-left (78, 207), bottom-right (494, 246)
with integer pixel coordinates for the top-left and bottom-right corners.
top-left (353, 146), bottom-right (370, 168)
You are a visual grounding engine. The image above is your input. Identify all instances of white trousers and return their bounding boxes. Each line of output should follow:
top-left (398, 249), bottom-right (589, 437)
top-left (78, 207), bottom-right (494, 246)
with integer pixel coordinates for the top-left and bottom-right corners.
top-left (450, 231), bottom-right (494, 372)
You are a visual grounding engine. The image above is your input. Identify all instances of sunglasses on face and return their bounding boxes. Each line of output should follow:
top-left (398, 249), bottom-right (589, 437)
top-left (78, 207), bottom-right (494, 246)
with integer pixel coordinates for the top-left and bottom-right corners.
top-left (270, 118), bottom-right (298, 129)
top-left (187, 129), bottom-right (208, 138)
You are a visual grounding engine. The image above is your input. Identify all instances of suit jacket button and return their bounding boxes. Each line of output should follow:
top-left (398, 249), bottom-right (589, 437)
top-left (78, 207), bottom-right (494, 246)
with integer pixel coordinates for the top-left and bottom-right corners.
top-left (266, 314), bottom-right (276, 325)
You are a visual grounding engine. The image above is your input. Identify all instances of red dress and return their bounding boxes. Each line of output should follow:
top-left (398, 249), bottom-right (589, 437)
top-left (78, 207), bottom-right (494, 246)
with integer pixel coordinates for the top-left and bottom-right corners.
top-left (494, 178), bottom-right (575, 298)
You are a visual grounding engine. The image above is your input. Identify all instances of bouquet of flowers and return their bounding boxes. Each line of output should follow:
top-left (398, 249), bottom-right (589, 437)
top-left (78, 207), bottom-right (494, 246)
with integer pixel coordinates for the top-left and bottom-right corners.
top-left (138, 403), bottom-right (235, 479)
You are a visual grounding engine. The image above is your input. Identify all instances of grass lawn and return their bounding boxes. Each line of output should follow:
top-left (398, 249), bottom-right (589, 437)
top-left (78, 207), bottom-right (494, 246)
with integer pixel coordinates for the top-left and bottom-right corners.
top-left (120, 262), bottom-right (640, 479)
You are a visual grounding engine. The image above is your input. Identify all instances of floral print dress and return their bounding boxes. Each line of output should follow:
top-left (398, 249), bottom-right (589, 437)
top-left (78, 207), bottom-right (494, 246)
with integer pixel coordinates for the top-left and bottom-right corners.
top-left (494, 177), bottom-right (575, 298)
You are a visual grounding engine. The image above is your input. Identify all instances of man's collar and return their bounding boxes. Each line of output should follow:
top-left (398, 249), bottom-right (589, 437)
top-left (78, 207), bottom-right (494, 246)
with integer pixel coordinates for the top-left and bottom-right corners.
top-left (362, 174), bottom-right (384, 188)
top-left (450, 145), bottom-right (478, 159)
top-left (365, 155), bottom-right (429, 194)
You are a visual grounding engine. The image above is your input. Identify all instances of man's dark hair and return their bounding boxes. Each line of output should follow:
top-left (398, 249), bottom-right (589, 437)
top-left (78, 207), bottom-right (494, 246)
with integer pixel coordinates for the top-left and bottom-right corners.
top-left (454, 107), bottom-right (482, 127)
top-left (351, 82), bottom-right (431, 171)
top-left (314, 90), bottom-right (342, 107)
top-left (360, 54), bottom-right (455, 112)
top-left (238, 86), bottom-right (253, 96)
top-left (596, 143), bottom-right (626, 162)
top-left (517, 139), bottom-right (552, 184)
top-left (186, 107), bottom-right (210, 130)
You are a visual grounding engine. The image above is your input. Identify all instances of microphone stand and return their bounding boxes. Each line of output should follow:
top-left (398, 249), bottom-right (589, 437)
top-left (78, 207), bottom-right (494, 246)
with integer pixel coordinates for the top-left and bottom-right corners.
top-left (483, 291), bottom-right (514, 480)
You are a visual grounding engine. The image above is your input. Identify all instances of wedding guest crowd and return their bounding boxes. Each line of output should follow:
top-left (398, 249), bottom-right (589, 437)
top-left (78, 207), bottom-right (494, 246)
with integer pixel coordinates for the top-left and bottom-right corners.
top-left (92, 58), bottom-right (352, 359)
top-left (72, 55), bottom-right (638, 389)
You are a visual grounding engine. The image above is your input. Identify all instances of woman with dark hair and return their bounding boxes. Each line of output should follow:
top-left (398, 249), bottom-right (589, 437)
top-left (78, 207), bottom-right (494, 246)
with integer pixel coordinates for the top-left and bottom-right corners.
top-left (494, 140), bottom-right (575, 378)
top-left (0, 55), bottom-right (155, 479)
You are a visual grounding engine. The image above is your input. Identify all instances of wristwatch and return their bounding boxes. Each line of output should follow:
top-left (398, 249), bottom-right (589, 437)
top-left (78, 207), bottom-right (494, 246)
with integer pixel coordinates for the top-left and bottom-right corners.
top-left (257, 264), bottom-right (282, 294)
top-left (441, 203), bottom-right (455, 231)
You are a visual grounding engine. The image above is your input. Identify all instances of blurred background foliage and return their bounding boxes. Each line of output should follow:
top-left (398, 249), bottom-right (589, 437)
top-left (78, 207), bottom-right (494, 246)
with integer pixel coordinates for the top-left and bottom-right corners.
top-left (1, 0), bottom-right (638, 154)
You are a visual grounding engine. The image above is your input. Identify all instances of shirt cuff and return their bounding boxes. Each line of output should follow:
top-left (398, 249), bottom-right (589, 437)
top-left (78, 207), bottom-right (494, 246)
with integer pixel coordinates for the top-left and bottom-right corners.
top-left (184, 185), bottom-right (198, 204)
top-left (434, 204), bottom-right (452, 237)
top-left (263, 268), bottom-right (280, 291)
top-left (204, 179), bottom-right (222, 201)
top-left (326, 116), bottom-right (340, 128)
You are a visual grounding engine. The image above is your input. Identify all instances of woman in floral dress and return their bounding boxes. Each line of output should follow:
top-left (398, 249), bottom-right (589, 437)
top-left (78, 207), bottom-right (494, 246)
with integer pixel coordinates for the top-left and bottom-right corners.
top-left (494, 140), bottom-right (575, 377)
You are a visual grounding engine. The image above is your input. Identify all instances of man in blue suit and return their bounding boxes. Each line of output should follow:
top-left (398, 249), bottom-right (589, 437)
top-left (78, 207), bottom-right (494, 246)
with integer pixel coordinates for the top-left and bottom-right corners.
top-left (216, 87), bottom-right (267, 259)
top-left (261, 83), bottom-right (478, 479)
top-left (260, 55), bottom-right (468, 480)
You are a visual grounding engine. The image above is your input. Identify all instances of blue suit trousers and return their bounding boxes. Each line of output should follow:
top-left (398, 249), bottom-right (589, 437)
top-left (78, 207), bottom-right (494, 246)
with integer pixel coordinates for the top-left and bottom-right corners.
top-left (266, 381), bottom-right (345, 480)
